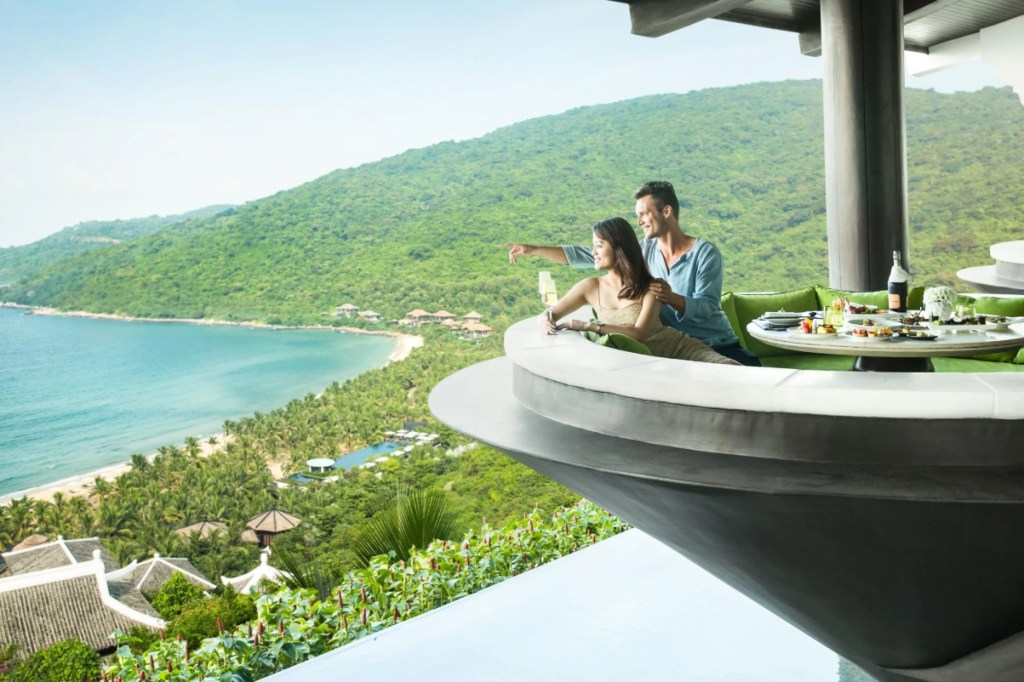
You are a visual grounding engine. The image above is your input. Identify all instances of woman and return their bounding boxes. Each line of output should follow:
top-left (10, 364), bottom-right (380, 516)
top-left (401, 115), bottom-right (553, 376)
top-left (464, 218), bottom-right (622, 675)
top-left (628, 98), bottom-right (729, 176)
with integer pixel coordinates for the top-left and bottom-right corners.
top-left (542, 217), bottom-right (738, 365)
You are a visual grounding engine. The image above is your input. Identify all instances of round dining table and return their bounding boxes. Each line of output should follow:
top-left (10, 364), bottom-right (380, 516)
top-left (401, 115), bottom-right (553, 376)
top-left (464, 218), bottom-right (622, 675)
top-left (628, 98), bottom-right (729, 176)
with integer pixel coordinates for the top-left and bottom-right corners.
top-left (746, 319), bottom-right (1024, 371)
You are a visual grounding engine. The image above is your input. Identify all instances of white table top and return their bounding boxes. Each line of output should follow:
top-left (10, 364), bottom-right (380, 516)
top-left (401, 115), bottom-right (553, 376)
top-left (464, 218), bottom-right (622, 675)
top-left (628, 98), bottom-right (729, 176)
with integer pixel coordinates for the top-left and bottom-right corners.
top-left (746, 321), bottom-right (1024, 358)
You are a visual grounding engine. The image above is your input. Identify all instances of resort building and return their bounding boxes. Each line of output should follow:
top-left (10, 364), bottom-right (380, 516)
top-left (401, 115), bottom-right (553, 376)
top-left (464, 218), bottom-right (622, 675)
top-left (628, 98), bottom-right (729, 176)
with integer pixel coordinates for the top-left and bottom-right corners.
top-left (432, 310), bottom-right (455, 323)
top-left (0, 543), bottom-right (164, 655)
top-left (106, 552), bottom-right (216, 595)
top-left (461, 322), bottom-right (494, 340)
top-left (334, 303), bottom-right (359, 317)
top-left (174, 519), bottom-right (229, 540)
top-left (357, 310), bottom-right (382, 322)
top-left (0, 536), bottom-right (119, 576)
top-left (405, 309), bottom-right (432, 325)
top-left (244, 508), bottom-right (302, 547)
top-left (462, 311), bottom-right (482, 324)
top-left (221, 548), bottom-right (291, 594)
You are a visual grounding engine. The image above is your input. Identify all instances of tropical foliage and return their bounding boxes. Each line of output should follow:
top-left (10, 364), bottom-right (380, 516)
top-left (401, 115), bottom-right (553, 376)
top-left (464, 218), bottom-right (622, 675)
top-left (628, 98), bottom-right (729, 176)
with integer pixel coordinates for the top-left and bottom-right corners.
top-left (0, 638), bottom-right (101, 682)
top-left (102, 501), bottom-right (627, 681)
top-left (0, 205), bottom-right (232, 287)
top-left (3, 83), bottom-right (1023, 325)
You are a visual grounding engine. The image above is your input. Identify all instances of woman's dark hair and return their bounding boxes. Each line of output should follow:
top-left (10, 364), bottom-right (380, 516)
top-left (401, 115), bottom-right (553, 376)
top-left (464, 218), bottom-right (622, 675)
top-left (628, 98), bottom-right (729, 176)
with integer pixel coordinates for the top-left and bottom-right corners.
top-left (592, 217), bottom-right (653, 301)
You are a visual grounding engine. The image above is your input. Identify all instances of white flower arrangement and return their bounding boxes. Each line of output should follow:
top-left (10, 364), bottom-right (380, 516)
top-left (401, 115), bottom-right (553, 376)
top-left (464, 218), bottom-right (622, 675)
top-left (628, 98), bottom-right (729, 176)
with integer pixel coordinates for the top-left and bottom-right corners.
top-left (924, 286), bottom-right (956, 305)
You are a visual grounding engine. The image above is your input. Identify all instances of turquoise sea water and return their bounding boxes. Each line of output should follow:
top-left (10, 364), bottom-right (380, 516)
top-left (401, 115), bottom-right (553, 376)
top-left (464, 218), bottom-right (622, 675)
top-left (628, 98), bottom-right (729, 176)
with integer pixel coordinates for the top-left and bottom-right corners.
top-left (0, 307), bottom-right (396, 497)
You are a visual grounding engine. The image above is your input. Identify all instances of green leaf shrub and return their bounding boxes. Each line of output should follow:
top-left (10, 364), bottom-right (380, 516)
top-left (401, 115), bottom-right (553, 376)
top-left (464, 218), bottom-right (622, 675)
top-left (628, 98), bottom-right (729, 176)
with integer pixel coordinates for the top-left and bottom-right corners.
top-left (1, 638), bottom-right (99, 682)
top-left (105, 501), bottom-right (627, 681)
top-left (150, 572), bottom-right (207, 619)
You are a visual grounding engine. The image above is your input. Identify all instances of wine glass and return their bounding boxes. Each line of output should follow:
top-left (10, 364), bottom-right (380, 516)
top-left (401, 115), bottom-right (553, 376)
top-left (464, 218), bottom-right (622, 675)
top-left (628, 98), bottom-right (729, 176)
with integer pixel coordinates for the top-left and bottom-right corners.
top-left (539, 272), bottom-right (558, 333)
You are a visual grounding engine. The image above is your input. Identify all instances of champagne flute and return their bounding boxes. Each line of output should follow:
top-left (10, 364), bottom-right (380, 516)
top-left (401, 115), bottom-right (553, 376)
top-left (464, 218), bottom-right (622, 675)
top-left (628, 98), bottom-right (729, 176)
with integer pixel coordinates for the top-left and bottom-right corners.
top-left (539, 272), bottom-right (558, 334)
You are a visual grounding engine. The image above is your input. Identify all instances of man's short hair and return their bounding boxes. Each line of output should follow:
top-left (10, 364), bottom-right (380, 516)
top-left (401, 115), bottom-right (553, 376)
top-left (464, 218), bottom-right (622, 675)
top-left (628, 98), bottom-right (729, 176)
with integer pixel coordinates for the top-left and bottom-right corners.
top-left (634, 181), bottom-right (680, 218)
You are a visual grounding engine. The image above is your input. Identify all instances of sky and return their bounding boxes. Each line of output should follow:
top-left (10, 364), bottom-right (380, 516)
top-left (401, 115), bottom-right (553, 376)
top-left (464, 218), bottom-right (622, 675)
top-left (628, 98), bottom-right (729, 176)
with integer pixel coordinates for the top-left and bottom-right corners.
top-left (0, 0), bottom-right (1006, 248)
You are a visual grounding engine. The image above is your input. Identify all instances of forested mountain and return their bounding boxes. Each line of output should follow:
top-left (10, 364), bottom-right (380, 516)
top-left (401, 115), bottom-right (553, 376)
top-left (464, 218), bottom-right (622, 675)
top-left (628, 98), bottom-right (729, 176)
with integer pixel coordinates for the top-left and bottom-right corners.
top-left (0, 205), bottom-right (234, 286)
top-left (5, 81), bottom-right (1023, 326)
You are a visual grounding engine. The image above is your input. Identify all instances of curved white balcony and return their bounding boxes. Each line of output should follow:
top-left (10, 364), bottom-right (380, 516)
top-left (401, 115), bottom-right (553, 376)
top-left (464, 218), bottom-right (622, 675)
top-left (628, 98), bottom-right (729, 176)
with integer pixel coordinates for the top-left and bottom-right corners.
top-left (430, 314), bottom-right (1024, 682)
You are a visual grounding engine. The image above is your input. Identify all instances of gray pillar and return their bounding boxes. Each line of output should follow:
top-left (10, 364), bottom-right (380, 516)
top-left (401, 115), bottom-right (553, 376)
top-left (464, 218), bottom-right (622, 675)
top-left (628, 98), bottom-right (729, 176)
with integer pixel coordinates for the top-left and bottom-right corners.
top-left (821, 0), bottom-right (909, 290)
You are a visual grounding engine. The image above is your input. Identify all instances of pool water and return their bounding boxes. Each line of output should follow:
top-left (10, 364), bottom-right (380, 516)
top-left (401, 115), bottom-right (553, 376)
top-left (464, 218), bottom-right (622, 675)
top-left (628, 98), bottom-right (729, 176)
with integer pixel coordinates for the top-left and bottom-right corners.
top-left (334, 441), bottom-right (402, 469)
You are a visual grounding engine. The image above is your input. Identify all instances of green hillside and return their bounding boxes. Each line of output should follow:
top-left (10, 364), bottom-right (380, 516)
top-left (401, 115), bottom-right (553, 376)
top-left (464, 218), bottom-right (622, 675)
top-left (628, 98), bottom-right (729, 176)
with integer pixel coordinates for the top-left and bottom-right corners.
top-left (0, 204), bottom-right (234, 287)
top-left (5, 81), bottom-right (1023, 325)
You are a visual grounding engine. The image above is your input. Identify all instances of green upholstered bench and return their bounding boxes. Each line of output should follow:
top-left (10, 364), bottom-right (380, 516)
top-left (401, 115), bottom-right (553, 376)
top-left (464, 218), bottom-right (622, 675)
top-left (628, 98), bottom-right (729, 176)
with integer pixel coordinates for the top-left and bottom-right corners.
top-left (722, 286), bottom-right (1024, 372)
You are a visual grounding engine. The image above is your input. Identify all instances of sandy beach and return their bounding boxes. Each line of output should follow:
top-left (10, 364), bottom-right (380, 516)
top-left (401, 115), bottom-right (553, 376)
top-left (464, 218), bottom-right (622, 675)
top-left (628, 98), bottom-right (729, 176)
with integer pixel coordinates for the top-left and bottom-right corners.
top-left (0, 433), bottom-right (242, 506)
top-left (0, 303), bottom-right (423, 507)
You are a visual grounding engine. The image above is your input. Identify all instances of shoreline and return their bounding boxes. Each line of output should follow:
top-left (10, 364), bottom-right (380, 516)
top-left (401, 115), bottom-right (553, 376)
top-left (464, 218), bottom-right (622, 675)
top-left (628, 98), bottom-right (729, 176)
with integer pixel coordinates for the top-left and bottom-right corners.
top-left (0, 303), bottom-right (424, 505)
top-left (0, 433), bottom-right (243, 506)
top-left (1, 302), bottom-right (423, 362)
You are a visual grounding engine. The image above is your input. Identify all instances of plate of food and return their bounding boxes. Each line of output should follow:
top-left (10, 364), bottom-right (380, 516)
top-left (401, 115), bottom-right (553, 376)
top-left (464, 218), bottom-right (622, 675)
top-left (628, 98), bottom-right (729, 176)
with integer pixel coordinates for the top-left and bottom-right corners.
top-left (925, 315), bottom-right (1021, 333)
top-left (787, 323), bottom-right (838, 335)
top-left (844, 318), bottom-right (896, 331)
top-left (896, 311), bottom-right (929, 326)
top-left (845, 326), bottom-right (895, 340)
top-left (894, 327), bottom-right (938, 341)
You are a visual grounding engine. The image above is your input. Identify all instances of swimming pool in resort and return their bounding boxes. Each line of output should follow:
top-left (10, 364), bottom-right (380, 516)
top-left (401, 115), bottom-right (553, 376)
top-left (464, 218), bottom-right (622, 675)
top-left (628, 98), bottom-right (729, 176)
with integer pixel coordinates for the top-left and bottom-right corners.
top-left (334, 441), bottom-right (403, 469)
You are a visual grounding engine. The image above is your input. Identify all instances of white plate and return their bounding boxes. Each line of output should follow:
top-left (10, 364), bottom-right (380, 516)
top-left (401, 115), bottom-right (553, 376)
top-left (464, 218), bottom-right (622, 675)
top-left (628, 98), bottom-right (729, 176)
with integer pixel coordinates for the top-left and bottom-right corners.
top-left (849, 312), bottom-right (901, 322)
top-left (844, 319), bottom-right (898, 332)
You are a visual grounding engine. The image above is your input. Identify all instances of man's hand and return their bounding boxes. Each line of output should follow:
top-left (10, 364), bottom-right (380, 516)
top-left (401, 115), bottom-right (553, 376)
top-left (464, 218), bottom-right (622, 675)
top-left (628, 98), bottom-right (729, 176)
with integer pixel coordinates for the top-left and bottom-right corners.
top-left (650, 278), bottom-right (686, 314)
top-left (501, 243), bottom-right (535, 264)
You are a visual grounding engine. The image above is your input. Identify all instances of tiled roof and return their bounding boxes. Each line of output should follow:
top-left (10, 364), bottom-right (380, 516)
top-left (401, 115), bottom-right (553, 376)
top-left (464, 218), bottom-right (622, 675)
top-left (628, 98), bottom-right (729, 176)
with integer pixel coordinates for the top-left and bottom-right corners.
top-left (108, 555), bottom-right (216, 595)
top-left (0, 561), bottom-right (163, 655)
top-left (221, 550), bottom-right (291, 594)
top-left (1, 537), bottom-right (118, 576)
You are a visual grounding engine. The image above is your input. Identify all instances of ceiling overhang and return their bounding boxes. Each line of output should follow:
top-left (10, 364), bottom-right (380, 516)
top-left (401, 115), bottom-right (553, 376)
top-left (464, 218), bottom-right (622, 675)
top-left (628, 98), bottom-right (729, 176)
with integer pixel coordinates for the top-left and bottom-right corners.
top-left (614, 0), bottom-right (1024, 55)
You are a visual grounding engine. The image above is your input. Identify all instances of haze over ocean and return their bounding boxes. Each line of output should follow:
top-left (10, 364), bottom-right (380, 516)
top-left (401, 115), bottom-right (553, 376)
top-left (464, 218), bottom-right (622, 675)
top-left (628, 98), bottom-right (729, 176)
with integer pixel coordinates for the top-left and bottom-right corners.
top-left (0, 306), bottom-right (395, 496)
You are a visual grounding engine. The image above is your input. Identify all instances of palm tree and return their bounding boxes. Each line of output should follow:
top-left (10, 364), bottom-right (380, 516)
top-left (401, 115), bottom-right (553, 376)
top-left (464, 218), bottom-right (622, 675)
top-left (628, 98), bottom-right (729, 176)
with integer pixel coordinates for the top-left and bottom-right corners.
top-left (353, 486), bottom-right (463, 564)
top-left (90, 476), bottom-right (114, 505)
top-left (184, 436), bottom-right (202, 460)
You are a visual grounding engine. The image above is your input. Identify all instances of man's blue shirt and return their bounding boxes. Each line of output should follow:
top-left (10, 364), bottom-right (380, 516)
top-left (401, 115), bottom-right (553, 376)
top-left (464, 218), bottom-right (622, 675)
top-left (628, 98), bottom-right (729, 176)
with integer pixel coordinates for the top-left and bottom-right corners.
top-left (562, 238), bottom-right (738, 347)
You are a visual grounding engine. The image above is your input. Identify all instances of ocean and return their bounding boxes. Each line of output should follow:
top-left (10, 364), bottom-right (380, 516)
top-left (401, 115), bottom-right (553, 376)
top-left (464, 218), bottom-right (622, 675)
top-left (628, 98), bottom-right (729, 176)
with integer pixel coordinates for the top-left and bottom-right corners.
top-left (0, 307), bottom-right (397, 497)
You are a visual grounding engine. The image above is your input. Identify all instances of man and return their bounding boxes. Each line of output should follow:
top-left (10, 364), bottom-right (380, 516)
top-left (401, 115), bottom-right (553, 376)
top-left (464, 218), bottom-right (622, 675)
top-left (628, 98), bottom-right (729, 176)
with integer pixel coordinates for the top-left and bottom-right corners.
top-left (504, 180), bottom-right (759, 366)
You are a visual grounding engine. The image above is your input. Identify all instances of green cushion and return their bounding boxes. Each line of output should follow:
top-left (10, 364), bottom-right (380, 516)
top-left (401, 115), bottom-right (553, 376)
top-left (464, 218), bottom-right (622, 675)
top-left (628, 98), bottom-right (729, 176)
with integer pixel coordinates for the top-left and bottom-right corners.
top-left (584, 331), bottom-right (652, 356)
top-left (814, 285), bottom-right (924, 311)
top-left (964, 296), bottom-right (1024, 318)
top-left (761, 355), bottom-right (856, 371)
top-left (720, 292), bottom-right (743, 345)
top-left (733, 288), bottom-right (818, 357)
top-left (932, 357), bottom-right (1024, 373)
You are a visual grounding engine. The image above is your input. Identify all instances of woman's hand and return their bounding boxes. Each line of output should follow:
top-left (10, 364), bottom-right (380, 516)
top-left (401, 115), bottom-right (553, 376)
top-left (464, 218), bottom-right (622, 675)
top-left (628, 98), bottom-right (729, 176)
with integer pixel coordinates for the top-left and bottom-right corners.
top-left (564, 319), bottom-right (604, 333)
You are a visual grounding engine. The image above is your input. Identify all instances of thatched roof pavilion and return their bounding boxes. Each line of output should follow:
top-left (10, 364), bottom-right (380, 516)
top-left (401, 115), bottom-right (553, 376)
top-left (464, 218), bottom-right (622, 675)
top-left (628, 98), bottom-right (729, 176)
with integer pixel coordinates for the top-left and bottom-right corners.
top-left (246, 509), bottom-right (302, 547)
top-left (174, 519), bottom-right (228, 540)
